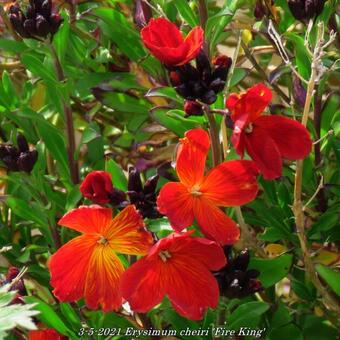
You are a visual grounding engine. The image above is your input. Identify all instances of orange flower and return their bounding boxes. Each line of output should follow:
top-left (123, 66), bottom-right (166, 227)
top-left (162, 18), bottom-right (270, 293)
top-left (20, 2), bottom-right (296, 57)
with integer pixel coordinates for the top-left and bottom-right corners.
top-left (120, 231), bottom-right (226, 320)
top-left (157, 128), bottom-right (259, 245)
top-left (49, 205), bottom-right (153, 312)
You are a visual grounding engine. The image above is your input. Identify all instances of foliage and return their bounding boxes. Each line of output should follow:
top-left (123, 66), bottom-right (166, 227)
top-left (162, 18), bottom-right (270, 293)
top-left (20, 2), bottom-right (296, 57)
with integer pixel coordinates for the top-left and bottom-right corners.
top-left (0, 0), bottom-right (339, 339)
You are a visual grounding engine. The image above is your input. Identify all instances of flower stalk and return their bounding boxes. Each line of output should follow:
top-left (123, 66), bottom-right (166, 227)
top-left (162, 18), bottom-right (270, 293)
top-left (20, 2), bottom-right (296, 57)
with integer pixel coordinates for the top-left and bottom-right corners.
top-left (49, 43), bottom-right (79, 184)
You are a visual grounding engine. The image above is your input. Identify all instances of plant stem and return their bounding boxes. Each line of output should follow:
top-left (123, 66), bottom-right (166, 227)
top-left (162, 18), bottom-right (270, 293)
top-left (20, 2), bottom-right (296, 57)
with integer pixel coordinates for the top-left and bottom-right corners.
top-left (204, 106), bottom-right (221, 167)
top-left (293, 25), bottom-right (340, 315)
top-left (49, 43), bottom-right (79, 184)
top-left (198, 0), bottom-right (209, 57)
top-left (313, 85), bottom-right (327, 212)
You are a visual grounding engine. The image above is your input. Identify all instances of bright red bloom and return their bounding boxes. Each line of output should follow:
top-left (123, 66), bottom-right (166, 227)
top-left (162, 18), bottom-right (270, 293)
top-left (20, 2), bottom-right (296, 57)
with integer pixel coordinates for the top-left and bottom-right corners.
top-left (120, 231), bottom-right (226, 320)
top-left (157, 128), bottom-right (259, 245)
top-left (49, 205), bottom-right (153, 312)
top-left (226, 83), bottom-right (312, 180)
top-left (29, 329), bottom-right (65, 340)
top-left (80, 171), bottom-right (114, 204)
top-left (141, 18), bottom-right (204, 66)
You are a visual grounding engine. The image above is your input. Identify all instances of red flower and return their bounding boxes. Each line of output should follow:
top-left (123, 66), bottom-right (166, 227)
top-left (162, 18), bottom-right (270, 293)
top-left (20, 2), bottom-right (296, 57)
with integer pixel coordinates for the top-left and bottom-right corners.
top-left (29, 329), bottom-right (65, 340)
top-left (120, 231), bottom-right (226, 320)
top-left (141, 18), bottom-right (204, 66)
top-left (49, 205), bottom-right (153, 312)
top-left (226, 83), bottom-right (312, 180)
top-left (80, 171), bottom-right (114, 204)
top-left (157, 128), bottom-right (259, 245)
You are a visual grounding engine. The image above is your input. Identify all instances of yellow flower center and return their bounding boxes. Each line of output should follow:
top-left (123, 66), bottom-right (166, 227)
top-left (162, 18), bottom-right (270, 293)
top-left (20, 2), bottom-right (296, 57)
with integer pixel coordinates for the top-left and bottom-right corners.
top-left (191, 185), bottom-right (202, 196)
top-left (98, 236), bottom-right (108, 245)
top-left (159, 250), bottom-right (172, 262)
top-left (245, 123), bottom-right (253, 133)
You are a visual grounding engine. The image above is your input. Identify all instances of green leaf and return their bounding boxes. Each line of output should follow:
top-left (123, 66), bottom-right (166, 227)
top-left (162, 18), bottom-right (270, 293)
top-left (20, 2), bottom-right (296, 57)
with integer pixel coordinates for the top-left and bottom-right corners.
top-left (145, 87), bottom-right (183, 104)
top-left (285, 33), bottom-right (311, 80)
top-left (0, 39), bottom-right (29, 53)
top-left (105, 158), bottom-right (128, 191)
top-left (315, 264), bottom-right (340, 296)
top-left (248, 255), bottom-right (293, 288)
top-left (60, 303), bottom-right (81, 330)
top-left (229, 68), bottom-right (249, 88)
top-left (172, 0), bottom-right (199, 27)
top-left (21, 53), bottom-right (57, 84)
top-left (24, 296), bottom-right (75, 337)
top-left (151, 108), bottom-right (203, 136)
top-left (228, 301), bottom-right (270, 329)
top-left (53, 12), bottom-right (70, 64)
top-left (268, 323), bottom-right (302, 340)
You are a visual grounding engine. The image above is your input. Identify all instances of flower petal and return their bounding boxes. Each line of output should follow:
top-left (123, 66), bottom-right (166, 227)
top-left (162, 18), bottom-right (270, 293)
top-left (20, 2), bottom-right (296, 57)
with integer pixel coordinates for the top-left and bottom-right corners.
top-left (201, 160), bottom-right (259, 206)
top-left (193, 198), bottom-right (240, 245)
top-left (84, 245), bottom-right (125, 312)
top-left (49, 235), bottom-right (98, 302)
top-left (29, 329), bottom-right (64, 340)
top-left (120, 257), bottom-right (166, 312)
top-left (58, 205), bottom-right (112, 234)
top-left (255, 115), bottom-right (312, 160)
top-left (157, 182), bottom-right (194, 231)
top-left (180, 26), bottom-right (204, 66)
top-left (227, 83), bottom-right (272, 123)
top-left (168, 235), bottom-right (226, 271)
top-left (106, 205), bottom-right (153, 255)
top-left (176, 128), bottom-right (210, 187)
top-left (167, 261), bottom-right (220, 320)
top-left (244, 126), bottom-right (282, 180)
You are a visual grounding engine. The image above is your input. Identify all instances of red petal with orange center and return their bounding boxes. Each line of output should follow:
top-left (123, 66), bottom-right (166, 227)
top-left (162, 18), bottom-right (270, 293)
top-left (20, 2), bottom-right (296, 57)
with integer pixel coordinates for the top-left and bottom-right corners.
top-left (49, 235), bottom-right (98, 303)
top-left (58, 205), bottom-right (112, 234)
top-left (157, 182), bottom-right (194, 231)
top-left (120, 233), bottom-right (225, 320)
top-left (106, 205), bottom-right (153, 255)
top-left (84, 245), bottom-right (125, 311)
top-left (193, 198), bottom-right (240, 245)
top-left (201, 160), bottom-right (259, 206)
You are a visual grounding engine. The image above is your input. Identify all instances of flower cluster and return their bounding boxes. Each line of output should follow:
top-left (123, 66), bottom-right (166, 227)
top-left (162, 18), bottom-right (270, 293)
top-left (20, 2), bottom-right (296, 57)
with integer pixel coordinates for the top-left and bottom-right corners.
top-left (47, 16), bottom-right (314, 323)
top-left (141, 18), bottom-right (231, 108)
top-left (8, 0), bottom-right (62, 40)
top-left (0, 134), bottom-right (38, 173)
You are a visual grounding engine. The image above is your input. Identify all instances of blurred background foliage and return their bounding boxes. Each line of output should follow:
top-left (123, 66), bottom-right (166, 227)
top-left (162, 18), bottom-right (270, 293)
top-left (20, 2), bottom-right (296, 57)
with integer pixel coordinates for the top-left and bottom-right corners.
top-left (0, 0), bottom-right (339, 339)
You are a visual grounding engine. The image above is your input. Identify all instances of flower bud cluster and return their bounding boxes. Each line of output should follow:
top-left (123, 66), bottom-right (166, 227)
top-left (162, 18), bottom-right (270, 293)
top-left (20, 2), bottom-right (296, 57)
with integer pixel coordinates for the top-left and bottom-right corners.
top-left (9, 0), bottom-right (62, 39)
top-left (214, 248), bottom-right (262, 298)
top-left (0, 134), bottom-right (38, 173)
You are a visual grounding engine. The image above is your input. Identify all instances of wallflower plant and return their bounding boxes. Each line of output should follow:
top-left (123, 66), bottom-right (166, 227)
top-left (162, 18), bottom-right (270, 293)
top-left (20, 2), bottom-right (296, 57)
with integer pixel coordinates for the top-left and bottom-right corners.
top-left (1, 0), bottom-right (339, 338)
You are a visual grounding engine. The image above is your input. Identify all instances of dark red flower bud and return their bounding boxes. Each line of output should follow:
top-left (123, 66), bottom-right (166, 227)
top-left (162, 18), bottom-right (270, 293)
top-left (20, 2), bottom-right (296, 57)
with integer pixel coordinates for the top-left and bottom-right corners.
top-left (134, 0), bottom-right (152, 29)
top-left (143, 174), bottom-right (159, 195)
top-left (212, 55), bottom-right (232, 68)
top-left (4, 267), bottom-right (27, 297)
top-left (35, 15), bottom-right (50, 37)
top-left (6, 267), bottom-right (20, 281)
top-left (128, 167), bottom-right (143, 194)
top-left (49, 13), bottom-right (63, 35)
top-left (16, 133), bottom-right (29, 153)
top-left (80, 171), bottom-right (114, 204)
top-left (288, 0), bottom-right (325, 21)
top-left (108, 188), bottom-right (127, 207)
top-left (23, 18), bottom-right (37, 36)
top-left (26, 5), bottom-right (35, 19)
top-left (201, 90), bottom-right (217, 105)
top-left (184, 100), bottom-right (204, 117)
top-left (293, 75), bottom-right (307, 107)
top-left (40, 0), bottom-right (52, 19)
top-left (169, 71), bottom-right (182, 86)
top-left (9, 14), bottom-right (31, 38)
top-left (17, 150), bottom-right (38, 173)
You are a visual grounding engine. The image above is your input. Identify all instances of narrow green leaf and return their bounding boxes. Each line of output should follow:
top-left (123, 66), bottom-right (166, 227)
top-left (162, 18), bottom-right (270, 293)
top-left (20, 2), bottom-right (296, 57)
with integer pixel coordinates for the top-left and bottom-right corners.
top-left (316, 264), bottom-right (340, 296)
